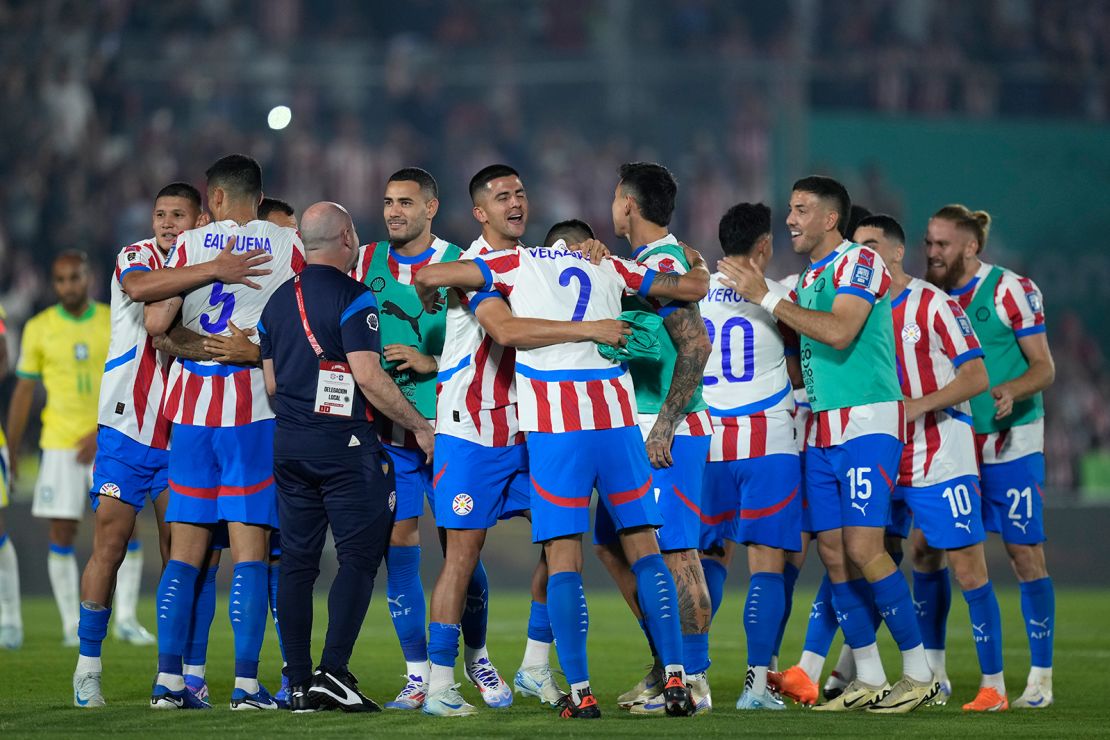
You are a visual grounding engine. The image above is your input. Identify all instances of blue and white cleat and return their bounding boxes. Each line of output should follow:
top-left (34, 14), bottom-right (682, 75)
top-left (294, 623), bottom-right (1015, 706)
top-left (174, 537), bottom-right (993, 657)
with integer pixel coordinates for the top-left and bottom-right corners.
top-left (0, 625), bottom-right (23, 650)
top-left (1012, 678), bottom-right (1053, 709)
top-left (617, 663), bottom-right (664, 709)
top-left (151, 682), bottom-right (212, 709)
top-left (184, 674), bottom-right (209, 704)
top-left (230, 684), bottom-right (279, 710)
top-left (385, 674), bottom-right (428, 710)
top-left (929, 679), bottom-right (952, 706)
top-left (274, 675), bottom-right (292, 709)
top-left (466, 657), bottom-right (513, 708)
top-left (514, 663), bottom-right (567, 706)
top-left (736, 688), bottom-right (787, 711)
top-left (689, 673), bottom-right (713, 714)
top-left (422, 683), bottom-right (478, 717)
top-left (73, 671), bottom-right (106, 708)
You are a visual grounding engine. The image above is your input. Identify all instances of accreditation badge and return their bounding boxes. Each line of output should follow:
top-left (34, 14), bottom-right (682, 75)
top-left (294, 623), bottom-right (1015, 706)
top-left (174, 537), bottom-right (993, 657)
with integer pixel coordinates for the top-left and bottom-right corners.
top-left (315, 361), bottom-right (355, 417)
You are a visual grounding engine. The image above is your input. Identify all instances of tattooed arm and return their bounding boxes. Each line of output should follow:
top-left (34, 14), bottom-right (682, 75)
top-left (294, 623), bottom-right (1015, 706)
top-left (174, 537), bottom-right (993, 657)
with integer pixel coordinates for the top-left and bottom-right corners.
top-left (151, 320), bottom-right (215, 362)
top-left (645, 302), bottom-right (711, 468)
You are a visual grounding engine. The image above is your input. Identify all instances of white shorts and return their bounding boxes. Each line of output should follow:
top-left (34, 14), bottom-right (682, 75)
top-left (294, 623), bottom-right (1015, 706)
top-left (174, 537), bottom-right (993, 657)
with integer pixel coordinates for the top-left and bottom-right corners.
top-left (32, 448), bottom-right (92, 520)
top-left (0, 447), bottom-right (10, 509)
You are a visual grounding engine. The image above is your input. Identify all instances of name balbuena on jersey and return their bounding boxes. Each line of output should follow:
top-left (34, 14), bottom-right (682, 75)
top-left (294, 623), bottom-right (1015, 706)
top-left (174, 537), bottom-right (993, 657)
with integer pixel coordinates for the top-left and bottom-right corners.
top-left (700, 273), bottom-right (795, 461)
top-left (435, 236), bottom-right (523, 448)
top-left (162, 220), bottom-right (305, 426)
top-left (893, 278), bottom-right (984, 486)
top-left (473, 241), bottom-right (658, 432)
top-left (99, 239), bottom-right (172, 449)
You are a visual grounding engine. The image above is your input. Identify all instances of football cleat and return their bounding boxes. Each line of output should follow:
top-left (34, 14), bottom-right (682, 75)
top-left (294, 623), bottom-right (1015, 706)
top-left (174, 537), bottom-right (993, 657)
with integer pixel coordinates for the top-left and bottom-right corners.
top-left (775, 665), bottom-right (820, 706)
top-left (309, 668), bottom-right (381, 713)
top-left (290, 683), bottom-right (326, 713)
top-left (1012, 678), bottom-right (1053, 709)
top-left (274, 674), bottom-right (291, 709)
top-left (465, 656), bottom-right (513, 708)
top-left (963, 686), bottom-right (1008, 712)
top-left (823, 669), bottom-right (850, 701)
top-left (736, 687), bottom-right (786, 711)
top-left (184, 674), bottom-right (209, 704)
top-left (113, 619), bottom-right (156, 646)
top-left (73, 671), bottom-right (106, 708)
top-left (422, 683), bottom-right (478, 717)
top-left (385, 674), bottom-right (428, 710)
top-left (812, 679), bottom-right (890, 712)
top-left (867, 676), bottom-right (939, 714)
top-left (514, 663), bottom-right (567, 706)
top-left (929, 678), bottom-right (952, 706)
top-left (617, 663), bottom-right (664, 708)
top-left (230, 684), bottom-right (279, 711)
top-left (688, 672), bottom-right (712, 714)
top-left (0, 625), bottom-right (24, 650)
top-left (557, 688), bottom-right (601, 719)
top-left (662, 674), bottom-right (695, 717)
top-left (63, 627), bottom-right (79, 648)
top-left (151, 682), bottom-right (212, 709)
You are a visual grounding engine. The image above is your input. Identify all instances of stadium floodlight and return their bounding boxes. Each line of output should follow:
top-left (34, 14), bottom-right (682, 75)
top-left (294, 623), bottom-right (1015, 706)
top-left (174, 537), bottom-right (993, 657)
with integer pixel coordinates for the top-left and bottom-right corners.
top-left (267, 105), bottom-right (292, 130)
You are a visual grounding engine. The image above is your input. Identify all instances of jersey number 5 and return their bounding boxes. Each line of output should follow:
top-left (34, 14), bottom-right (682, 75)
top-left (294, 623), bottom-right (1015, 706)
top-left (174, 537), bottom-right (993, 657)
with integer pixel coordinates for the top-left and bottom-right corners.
top-left (200, 281), bottom-right (236, 334)
top-left (558, 267), bottom-right (592, 322)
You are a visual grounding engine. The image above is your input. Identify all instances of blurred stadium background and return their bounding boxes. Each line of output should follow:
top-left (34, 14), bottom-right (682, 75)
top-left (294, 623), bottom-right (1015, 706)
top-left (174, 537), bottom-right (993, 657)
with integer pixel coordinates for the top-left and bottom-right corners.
top-left (1, 0), bottom-right (1108, 590)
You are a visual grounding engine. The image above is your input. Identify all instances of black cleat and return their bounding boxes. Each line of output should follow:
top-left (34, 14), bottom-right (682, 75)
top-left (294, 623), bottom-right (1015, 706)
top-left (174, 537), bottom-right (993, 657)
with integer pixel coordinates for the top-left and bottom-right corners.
top-left (663, 674), bottom-right (695, 717)
top-left (308, 668), bottom-right (382, 713)
top-left (290, 683), bottom-right (327, 713)
top-left (557, 688), bottom-right (601, 719)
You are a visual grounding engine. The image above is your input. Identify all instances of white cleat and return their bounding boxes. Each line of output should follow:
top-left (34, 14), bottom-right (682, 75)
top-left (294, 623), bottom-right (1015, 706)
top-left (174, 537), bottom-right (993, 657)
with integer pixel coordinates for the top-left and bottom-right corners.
top-left (928, 679), bottom-right (952, 706)
top-left (514, 663), bottom-right (567, 706)
top-left (73, 671), bottom-right (106, 708)
top-left (113, 619), bottom-right (156, 646)
top-left (63, 627), bottom-right (79, 648)
top-left (1012, 678), bottom-right (1053, 709)
top-left (0, 625), bottom-right (23, 650)
top-left (688, 672), bottom-right (713, 714)
top-left (422, 683), bottom-right (479, 717)
top-left (384, 674), bottom-right (428, 710)
top-left (617, 663), bottom-right (664, 709)
top-left (466, 657), bottom-right (513, 708)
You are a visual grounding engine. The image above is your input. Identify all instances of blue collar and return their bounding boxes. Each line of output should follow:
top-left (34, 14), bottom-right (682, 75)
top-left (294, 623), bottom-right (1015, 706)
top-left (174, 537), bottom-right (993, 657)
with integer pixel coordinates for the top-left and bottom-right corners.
top-left (808, 247), bottom-right (841, 272)
top-left (948, 275), bottom-right (979, 297)
top-left (891, 287), bottom-right (911, 308)
top-left (389, 244), bottom-right (435, 264)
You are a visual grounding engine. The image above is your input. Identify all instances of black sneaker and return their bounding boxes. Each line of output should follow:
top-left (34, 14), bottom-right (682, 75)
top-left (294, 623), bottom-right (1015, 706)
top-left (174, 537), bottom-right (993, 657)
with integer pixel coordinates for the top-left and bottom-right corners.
top-left (662, 673), bottom-right (695, 717)
top-left (308, 668), bottom-right (382, 713)
top-left (290, 683), bottom-right (327, 713)
top-left (557, 688), bottom-right (601, 719)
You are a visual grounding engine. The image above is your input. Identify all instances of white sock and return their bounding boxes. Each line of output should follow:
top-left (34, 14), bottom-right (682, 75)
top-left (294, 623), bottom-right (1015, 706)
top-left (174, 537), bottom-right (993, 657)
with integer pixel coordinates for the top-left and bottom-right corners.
top-left (924, 648), bottom-right (947, 682)
top-left (156, 672), bottom-right (185, 691)
top-left (113, 543), bottom-right (143, 624)
top-left (664, 663), bottom-right (686, 683)
top-left (570, 680), bottom-right (591, 703)
top-left (747, 665), bottom-right (768, 694)
top-left (406, 659), bottom-right (430, 683)
top-left (851, 642), bottom-right (886, 687)
top-left (981, 671), bottom-right (1005, 692)
top-left (429, 662), bottom-right (455, 695)
top-left (522, 638), bottom-right (550, 668)
top-left (183, 663), bottom-right (206, 679)
top-left (464, 644), bottom-right (489, 665)
top-left (76, 654), bottom-right (101, 674)
top-left (798, 650), bottom-right (826, 685)
top-left (832, 642), bottom-right (855, 681)
top-left (0, 537), bottom-right (22, 629)
top-left (234, 677), bottom-right (260, 694)
top-left (901, 645), bottom-right (933, 683)
top-left (48, 547), bottom-right (80, 633)
top-left (1028, 666), bottom-right (1052, 684)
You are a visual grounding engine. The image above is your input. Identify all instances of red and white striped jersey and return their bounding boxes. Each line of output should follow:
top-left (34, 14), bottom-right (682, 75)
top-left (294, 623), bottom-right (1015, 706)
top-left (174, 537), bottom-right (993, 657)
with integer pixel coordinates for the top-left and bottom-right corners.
top-left (977, 418), bottom-right (1044, 465)
top-left (475, 241), bottom-right (658, 433)
top-left (435, 236), bottom-right (523, 447)
top-left (893, 278), bottom-right (984, 486)
top-left (780, 274), bottom-right (814, 452)
top-left (97, 239), bottom-right (172, 449)
top-left (162, 220), bottom-right (305, 427)
top-left (700, 272), bottom-right (795, 462)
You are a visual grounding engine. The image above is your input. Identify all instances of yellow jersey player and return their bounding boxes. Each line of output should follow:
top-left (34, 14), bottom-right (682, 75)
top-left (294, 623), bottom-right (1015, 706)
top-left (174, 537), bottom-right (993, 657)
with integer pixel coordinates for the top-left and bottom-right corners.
top-left (0, 303), bottom-right (22, 649)
top-left (6, 252), bottom-right (110, 645)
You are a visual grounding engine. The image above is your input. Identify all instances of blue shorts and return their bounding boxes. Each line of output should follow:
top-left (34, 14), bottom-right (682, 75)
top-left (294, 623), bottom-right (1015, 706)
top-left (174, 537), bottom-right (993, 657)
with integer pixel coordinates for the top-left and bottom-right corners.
top-left (981, 453), bottom-right (1046, 544)
top-left (650, 435), bottom-right (711, 552)
top-left (433, 435), bottom-right (530, 530)
top-left (886, 486), bottom-right (912, 540)
top-left (701, 454), bottom-right (803, 552)
top-left (166, 420), bottom-right (278, 528)
top-left (804, 433), bottom-right (903, 532)
top-left (89, 426), bottom-right (169, 513)
top-left (899, 474), bottom-right (986, 549)
top-left (385, 445), bottom-right (432, 522)
top-left (529, 427), bottom-right (659, 545)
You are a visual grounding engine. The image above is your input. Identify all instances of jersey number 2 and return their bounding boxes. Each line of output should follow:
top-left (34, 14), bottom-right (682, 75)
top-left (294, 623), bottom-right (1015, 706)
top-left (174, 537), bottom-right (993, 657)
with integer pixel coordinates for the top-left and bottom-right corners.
top-left (559, 267), bottom-right (592, 322)
top-left (200, 281), bottom-right (236, 334)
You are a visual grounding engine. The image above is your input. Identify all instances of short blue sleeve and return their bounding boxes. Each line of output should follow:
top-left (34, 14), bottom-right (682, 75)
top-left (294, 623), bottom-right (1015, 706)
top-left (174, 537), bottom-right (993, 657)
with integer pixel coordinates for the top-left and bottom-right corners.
top-left (340, 287), bottom-right (382, 355)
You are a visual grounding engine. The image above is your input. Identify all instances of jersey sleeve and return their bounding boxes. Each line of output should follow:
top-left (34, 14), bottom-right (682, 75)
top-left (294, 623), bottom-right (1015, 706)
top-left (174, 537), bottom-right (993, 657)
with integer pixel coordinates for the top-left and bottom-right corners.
top-left (339, 287), bottom-right (382, 356)
top-left (996, 272), bottom-right (1046, 337)
top-left (934, 298), bottom-right (984, 368)
top-left (15, 316), bottom-right (43, 379)
top-left (290, 230), bottom-right (307, 274)
top-left (474, 251), bottom-right (521, 296)
top-left (832, 247), bottom-right (891, 303)
top-left (164, 233), bottom-right (189, 269)
top-left (608, 256), bottom-right (658, 298)
top-left (638, 251), bottom-right (689, 315)
top-left (116, 243), bottom-right (158, 283)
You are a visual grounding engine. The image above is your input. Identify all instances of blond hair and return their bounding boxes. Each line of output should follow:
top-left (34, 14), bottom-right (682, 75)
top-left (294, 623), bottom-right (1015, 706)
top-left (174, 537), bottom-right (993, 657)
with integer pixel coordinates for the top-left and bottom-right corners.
top-left (932, 204), bottom-right (991, 253)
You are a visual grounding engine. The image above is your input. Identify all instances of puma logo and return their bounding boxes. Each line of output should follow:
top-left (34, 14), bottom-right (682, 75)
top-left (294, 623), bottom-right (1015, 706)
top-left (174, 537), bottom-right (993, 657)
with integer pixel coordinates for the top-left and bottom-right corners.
top-left (852, 501), bottom-right (870, 516)
top-left (387, 595), bottom-right (403, 608)
top-left (1029, 617), bottom-right (1050, 629)
top-left (913, 598), bottom-right (926, 616)
top-left (1012, 520), bottom-right (1030, 534)
top-left (972, 622), bottom-right (986, 634)
top-left (955, 520), bottom-right (972, 533)
top-left (382, 300), bottom-right (423, 341)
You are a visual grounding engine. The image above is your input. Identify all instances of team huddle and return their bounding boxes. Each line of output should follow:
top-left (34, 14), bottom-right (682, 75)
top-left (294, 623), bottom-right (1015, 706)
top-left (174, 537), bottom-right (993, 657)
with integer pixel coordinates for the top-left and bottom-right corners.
top-left (0, 153), bottom-right (1056, 719)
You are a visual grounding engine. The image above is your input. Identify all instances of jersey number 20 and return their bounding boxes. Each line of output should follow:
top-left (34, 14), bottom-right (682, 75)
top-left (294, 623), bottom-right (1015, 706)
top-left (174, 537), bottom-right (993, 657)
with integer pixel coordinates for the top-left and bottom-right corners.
top-left (703, 316), bottom-right (754, 385)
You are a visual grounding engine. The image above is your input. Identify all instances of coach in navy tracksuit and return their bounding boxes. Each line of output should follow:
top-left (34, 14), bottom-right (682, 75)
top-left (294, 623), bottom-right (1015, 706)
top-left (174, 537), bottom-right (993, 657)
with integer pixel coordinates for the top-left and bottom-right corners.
top-left (259, 201), bottom-right (435, 713)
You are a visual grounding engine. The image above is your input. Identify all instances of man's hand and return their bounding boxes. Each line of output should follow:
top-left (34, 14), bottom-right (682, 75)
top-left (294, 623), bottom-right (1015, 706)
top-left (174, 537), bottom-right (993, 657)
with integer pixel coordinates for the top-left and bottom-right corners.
top-left (678, 240), bottom-right (708, 273)
top-left (574, 239), bottom-right (611, 265)
top-left (76, 431), bottom-right (98, 465)
top-left (718, 256), bottom-right (770, 304)
top-left (415, 279), bottom-right (443, 313)
top-left (203, 320), bottom-right (260, 364)
top-left (588, 319), bottom-right (631, 347)
top-left (211, 235), bottom-right (273, 289)
top-left (992, 384), bottom-right (1015, 420)
top-left (196, 211), bottom-right (212, 228)
top-left (645, 418), bottom-right (677, 468)
top-left (383, 345), bottom-right (437, 375)
top-left (415, 426), bottom-right (435, 465)
top-left (903, 396), bottom-right (927, 421)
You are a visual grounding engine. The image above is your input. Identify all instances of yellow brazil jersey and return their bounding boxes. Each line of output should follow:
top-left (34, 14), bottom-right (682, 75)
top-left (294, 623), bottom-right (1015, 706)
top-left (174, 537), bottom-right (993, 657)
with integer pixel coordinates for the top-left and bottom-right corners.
top-left (15, 302), bottom-right (110, 449)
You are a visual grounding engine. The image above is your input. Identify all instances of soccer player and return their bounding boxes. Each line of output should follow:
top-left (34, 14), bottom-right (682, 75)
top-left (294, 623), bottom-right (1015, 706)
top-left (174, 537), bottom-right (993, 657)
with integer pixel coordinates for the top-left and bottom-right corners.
top-left (598, 162), bottom-right (714, 715)
top-left (6, 252), bottom-right (109, 646)
top-left (697, 203), bottom-right (803, 711)
top-left (415, 235), bottom-right (710, 719)
top-left (258, 197), bottom-right (298, 229)
top-left (925, 204), bottom-right (1056, 709)
top-left (719, 175), bottom-right (937, 713)
top-left (0, 304), bottom-right (21, 650)
top-left (143, 154), bottom-right (304, 710)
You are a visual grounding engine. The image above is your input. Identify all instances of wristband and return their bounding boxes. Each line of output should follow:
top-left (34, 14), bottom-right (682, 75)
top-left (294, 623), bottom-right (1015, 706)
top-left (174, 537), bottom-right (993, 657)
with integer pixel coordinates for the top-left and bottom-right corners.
top-left (759, 278), bottom-right (789, 315)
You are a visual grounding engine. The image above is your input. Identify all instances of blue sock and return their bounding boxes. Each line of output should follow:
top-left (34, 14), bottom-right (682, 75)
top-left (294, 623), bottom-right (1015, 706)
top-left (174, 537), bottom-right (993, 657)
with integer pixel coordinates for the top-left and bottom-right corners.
top-left (773, 562), bottom-right (800, 659)
top-left (637, 618), bottom-right (658, 657)
top-left (700, 558), bottom-right (728, 620)
top-left (527, 600), bottom-right (554, 643)
top-left (184, 565), bottom-right (218, 667)
top-left (386, 545), bottom-right (427, 662)
top-left (268, 561), bottom-right (286, 662)
top-left (78, 604), bottom-right (111, 658)
top-left (870, 571), bottom-right (924, 651)
top-left (803, 574), bottom-right (840, 654)
top-left (547, 572), bottom-right (589, 685)
top-left (912, 568), bottom-right (950, 650)
top-left (461, 559), bottom-right (488, 650)
top-left (428, 622), bottom-right (461, 668)
top-left (682, 632), bottom-right (710, 674)
top-left (830, 579), bottom-right (879, 649)
top-left (156, 560), bottom-right (200, 676)
top-left (1019, 577), bottom-right (1054, 668)
top-left (631, 554), bottom-right (683, 670)
top-left (963, 581), bottom-right (1004, 675)
top-left (745, 572), bottom-right (785, 668)
top-left (231, 561), bottom-right (269, 680)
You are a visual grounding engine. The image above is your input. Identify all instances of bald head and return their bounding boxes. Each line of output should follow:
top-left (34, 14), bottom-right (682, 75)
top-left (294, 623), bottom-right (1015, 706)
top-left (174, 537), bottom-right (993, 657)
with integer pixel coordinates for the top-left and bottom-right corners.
top-left (300, 201), bottom-right (360, 272)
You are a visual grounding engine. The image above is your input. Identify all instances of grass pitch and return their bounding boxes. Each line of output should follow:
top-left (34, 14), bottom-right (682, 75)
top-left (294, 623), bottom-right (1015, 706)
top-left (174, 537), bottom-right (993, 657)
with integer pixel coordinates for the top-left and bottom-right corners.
top-left (2, 586), bottom-right (1109, 737)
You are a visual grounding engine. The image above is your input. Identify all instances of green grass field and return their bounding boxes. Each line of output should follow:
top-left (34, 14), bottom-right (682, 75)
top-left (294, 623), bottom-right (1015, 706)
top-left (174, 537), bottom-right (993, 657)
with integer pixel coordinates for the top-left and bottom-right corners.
top-left (2, 587), bottom-right (1109, 737)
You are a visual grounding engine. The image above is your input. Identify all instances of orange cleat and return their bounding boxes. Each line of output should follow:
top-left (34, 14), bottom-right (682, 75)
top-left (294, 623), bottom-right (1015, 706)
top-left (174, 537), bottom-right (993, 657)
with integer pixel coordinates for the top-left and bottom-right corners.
top-left (963, 687), bottom-right (1008, 712)
top-left (776, 665), bottom-right (819, 706)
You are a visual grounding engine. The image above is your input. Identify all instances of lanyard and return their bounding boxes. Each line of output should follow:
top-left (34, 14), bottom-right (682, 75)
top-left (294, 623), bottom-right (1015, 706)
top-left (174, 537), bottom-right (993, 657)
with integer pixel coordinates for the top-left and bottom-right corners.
top-left (293, 275), bottom-right (326, 360)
